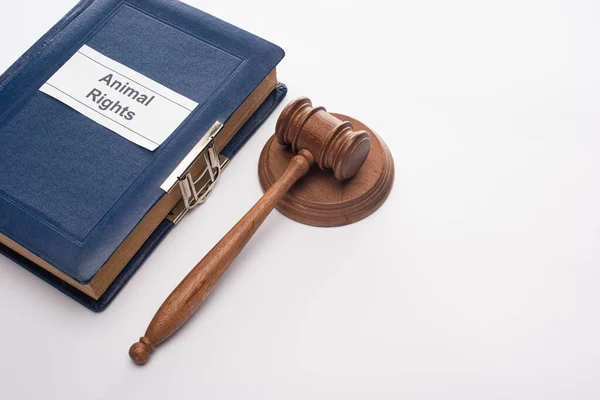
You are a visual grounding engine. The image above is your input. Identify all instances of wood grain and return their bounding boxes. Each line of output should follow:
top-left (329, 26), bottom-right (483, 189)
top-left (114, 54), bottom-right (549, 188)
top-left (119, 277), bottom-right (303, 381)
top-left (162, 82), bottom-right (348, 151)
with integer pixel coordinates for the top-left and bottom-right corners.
top-left (130, 150), bottom-right (314, 364)
top-left (129, 97), bottom-right (389, 364)
top-left (259, 113), bottom-right (394, 227)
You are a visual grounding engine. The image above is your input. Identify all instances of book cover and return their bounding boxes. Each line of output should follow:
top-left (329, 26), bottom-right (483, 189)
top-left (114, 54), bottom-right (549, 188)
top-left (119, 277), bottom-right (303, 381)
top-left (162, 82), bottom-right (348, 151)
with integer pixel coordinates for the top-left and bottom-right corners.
top-left (0, 0), bottom-right (286, 310)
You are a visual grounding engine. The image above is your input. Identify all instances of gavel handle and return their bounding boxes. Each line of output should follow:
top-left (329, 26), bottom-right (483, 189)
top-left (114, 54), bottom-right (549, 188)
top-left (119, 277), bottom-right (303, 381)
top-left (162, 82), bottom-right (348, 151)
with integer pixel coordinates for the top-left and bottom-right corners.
top-left (129, 150), bottom-right (314, 364)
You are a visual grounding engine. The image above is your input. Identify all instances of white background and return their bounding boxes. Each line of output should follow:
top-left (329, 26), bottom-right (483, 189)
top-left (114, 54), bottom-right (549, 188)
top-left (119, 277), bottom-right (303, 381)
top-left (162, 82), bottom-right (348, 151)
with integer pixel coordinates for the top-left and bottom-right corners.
top-left (1, 0), bottom-right (599, 399)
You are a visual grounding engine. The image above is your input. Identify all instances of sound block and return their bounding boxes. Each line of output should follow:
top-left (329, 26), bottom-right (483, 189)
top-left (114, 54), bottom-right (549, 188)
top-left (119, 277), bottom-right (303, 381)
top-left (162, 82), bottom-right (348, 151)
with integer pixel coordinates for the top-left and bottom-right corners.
top-left (258, 114), bottom-right (394, 227)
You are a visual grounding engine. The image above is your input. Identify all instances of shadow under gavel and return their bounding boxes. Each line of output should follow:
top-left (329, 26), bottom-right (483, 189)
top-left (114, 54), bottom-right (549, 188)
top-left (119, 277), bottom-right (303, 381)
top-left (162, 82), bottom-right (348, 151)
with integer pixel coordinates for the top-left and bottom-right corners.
top-left (129, 98), bottom-right (371, 364)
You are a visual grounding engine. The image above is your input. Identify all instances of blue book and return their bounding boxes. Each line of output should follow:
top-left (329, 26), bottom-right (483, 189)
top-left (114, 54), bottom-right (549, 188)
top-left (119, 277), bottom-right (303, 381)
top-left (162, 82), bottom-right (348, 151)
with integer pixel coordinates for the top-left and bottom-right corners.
top-left (0, 0), bottom-right (286, 310)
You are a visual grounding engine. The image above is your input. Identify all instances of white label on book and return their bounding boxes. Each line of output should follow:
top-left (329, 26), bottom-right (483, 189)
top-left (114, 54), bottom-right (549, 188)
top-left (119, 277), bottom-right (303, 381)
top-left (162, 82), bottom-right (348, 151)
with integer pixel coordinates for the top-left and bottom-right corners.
top-left (39, 45), bottom-right (198, 151)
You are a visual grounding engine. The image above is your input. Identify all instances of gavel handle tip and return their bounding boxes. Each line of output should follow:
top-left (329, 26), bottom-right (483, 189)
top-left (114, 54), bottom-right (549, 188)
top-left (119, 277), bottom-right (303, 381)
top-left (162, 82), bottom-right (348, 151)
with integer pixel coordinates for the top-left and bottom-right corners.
top-left (129, 336), bottom-right (155, 365)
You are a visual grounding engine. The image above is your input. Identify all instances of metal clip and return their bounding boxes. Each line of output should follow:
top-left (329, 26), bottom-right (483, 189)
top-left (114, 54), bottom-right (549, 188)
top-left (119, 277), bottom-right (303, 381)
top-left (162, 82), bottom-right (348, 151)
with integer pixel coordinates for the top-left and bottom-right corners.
top-left (178, 136), bottom-right (222, 210)
top-left (161, 121), bottom-right (229, 223)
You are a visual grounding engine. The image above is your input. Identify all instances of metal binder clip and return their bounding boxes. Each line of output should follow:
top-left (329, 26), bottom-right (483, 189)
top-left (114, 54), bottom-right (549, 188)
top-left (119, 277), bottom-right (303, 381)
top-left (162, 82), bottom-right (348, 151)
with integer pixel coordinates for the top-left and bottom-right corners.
top-left (161, 121), bottom-right (230, 223)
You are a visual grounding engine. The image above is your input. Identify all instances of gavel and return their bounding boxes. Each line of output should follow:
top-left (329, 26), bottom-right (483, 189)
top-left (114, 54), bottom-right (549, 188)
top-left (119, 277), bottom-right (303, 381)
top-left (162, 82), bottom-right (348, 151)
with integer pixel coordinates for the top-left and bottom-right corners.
top-left (129, 98), bottom-right (372, 364)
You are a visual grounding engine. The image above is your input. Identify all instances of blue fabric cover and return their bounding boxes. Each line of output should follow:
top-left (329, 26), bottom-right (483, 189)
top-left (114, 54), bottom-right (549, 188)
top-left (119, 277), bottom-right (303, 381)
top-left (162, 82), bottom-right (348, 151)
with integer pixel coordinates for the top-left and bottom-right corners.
top-left (0, 82), bottom-right (287, 311)
top-left (0, 0), bottom-right (284, 289)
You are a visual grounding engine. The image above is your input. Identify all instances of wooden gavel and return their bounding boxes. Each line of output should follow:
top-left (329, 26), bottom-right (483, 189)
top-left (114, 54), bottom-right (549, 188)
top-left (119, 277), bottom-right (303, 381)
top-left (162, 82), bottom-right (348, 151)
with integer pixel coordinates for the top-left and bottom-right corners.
top-left (129, 98), bottom-right (371, 364)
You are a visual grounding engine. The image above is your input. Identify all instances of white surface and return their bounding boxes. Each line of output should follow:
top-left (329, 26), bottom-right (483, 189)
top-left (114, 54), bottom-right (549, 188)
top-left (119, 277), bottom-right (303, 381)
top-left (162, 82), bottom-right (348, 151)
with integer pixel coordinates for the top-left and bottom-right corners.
top-left (1, 1), bottom-right (599, 399)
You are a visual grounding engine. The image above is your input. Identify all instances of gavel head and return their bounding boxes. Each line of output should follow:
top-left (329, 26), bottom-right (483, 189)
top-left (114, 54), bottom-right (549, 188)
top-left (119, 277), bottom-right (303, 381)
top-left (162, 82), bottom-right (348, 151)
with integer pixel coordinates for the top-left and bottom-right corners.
top-left (275, 97), bottom-right (371, 181)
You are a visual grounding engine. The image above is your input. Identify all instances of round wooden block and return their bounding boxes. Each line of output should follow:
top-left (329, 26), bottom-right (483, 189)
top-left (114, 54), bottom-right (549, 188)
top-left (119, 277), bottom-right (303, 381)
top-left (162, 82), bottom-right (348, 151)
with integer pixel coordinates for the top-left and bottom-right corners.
top-left (258, 114), bottom-right (394, 227)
